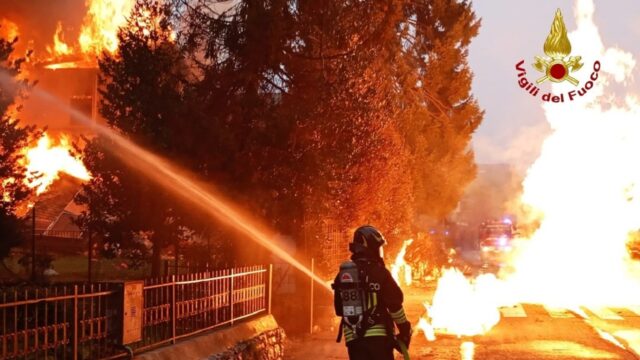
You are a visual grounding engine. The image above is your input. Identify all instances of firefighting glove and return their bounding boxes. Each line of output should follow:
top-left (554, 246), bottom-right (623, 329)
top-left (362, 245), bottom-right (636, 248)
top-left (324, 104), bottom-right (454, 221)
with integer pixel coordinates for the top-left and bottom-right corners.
top-left (397, 321), bottom-right (412, 349)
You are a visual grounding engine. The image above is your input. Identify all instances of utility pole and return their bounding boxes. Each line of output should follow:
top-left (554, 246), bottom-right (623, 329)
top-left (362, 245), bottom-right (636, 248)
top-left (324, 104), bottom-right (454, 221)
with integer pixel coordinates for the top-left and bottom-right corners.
top-left (31, 205), bottom-right (36, 282)
top-left (310, 258), bottom-right (315, 334)
top-left (87, 225), bottom-right (93, 283)
top-left (174, 237), bottom-right (179, 275)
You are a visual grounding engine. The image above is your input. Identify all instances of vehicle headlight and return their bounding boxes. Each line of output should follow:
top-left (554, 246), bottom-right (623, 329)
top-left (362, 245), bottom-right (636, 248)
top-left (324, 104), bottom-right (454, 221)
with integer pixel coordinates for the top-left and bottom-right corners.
top-left (498, 236), bottom-right (508, 247)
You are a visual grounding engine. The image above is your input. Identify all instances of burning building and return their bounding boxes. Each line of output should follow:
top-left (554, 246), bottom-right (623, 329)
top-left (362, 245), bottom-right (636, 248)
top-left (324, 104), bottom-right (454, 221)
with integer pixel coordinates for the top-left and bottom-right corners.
top-left (3, 0), bottom-right (136, 135)
top-left (1, 0), bottom-right (136, 234)
top-left (20, 63), bottom-right (100, 137)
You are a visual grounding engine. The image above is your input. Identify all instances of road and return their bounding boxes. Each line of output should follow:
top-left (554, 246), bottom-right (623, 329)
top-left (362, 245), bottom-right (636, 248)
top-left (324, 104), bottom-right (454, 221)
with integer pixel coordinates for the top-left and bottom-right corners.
top-left (285, 284), bottom-right (640, 359)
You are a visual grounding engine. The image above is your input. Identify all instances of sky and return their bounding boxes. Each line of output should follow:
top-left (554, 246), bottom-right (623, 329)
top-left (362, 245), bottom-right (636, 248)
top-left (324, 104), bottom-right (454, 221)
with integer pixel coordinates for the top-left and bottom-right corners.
top-left (468, 0), bottom-right (640, 169)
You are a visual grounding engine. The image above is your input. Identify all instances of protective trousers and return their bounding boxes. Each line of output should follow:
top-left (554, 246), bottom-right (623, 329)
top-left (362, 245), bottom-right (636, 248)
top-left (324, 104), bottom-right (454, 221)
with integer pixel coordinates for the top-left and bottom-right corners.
top-left (346, 336), bottom-right (394, 360)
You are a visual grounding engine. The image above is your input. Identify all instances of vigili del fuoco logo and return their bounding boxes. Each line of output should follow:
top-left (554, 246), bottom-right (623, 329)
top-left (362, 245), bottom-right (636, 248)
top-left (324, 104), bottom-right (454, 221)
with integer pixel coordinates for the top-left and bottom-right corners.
top-left (515, 9), bottom-right (601, 103)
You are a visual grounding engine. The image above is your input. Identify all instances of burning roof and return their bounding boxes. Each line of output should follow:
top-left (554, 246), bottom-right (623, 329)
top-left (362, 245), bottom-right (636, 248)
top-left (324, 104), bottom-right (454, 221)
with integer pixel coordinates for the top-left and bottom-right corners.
top-left (1, 0), bottom-right (136, 66)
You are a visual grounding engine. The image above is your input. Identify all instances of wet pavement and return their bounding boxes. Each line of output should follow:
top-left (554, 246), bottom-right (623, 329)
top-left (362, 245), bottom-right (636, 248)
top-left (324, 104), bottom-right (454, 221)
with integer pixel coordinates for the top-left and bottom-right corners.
top-left (285, 284), bottom-right (640, 360)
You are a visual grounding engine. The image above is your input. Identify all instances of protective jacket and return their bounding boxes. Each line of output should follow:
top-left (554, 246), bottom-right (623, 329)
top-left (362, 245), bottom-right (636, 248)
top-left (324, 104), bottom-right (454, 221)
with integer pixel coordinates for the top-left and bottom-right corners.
top-left (333, 253), bottom-right (409, 343)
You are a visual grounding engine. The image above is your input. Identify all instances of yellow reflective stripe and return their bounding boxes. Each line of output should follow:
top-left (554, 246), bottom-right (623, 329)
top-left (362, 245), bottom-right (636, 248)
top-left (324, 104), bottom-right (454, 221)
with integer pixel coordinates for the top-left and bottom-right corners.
top-left (394, 316), bottom-right (408, 324)
top-left (390, 308), bottom-right (405, 318)
top-left (364, 324), bottom-right (388, 337)
top-left (344, 326), bottom-right (355, 342)
top-left (366, 324), bottom-right (386, 330)
top-left (343, 324), bottom-right (388, 343)
top-left (390, 307), bottom-right (408, 324)
top-left (373, 292), bottom-right (377, 306)
top-left (393, 315), bottom-right (408, 324)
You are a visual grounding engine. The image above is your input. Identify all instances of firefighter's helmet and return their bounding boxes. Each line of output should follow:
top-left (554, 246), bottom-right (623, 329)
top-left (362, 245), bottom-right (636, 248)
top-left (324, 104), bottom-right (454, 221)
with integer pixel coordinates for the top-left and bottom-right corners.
top-left (349, 225), bottom-right (387, 257)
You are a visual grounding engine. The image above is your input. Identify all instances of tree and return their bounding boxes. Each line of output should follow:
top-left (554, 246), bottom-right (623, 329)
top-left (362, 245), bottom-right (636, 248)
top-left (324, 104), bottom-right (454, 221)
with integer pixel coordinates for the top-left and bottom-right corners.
top-left (277, 0), bottom-right (483, 260)
top-left (279, 0), bottom-right (415, 258)
top-left (401, 0), bottom-right (483, 220)
top-left (0, 30), bottom-right (35, 261)
top-left (76, 0), bottom-right (196, 276)
top-left (176, 0), bottom-right (483, 268)
top-left (82, 0), bottom-right (483, 275)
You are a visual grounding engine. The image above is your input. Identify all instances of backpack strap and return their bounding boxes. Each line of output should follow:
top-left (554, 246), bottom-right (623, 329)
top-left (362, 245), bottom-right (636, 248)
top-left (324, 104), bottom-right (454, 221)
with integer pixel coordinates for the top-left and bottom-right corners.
top-left (354, 259), bottom-right (376, 338)
top-left (335, 317), bottom-right (345, 343)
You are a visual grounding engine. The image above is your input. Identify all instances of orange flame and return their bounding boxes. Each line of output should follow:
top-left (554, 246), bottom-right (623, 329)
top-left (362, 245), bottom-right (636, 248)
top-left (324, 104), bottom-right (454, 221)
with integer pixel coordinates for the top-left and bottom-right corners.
top-left (416, 269), bottom-right (504, 340)
top-left (78, 0), bottom-right (135, 57)
top-left (45, 0), bottom-right (136, 61)
top-left (23, 133), bottom-right (91, 195)
top-left (46, 22), bottom-right (72, 57)
top-left (44, 0), bottom-right (175, 66)
top-left (0, 18), bottom-right (19, 41)
top-left (391, 239), bottom-right (414, 287)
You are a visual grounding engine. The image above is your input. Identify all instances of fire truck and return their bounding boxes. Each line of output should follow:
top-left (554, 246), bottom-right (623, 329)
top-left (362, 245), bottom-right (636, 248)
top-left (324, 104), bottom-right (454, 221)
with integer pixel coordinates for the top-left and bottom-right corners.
top-left (479, 218), bottom-right (517, 266)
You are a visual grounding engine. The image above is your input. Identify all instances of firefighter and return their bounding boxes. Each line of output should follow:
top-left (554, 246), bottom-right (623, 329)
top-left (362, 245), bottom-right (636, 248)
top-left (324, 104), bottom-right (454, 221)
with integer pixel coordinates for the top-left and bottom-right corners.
top-left (332, 225), bottom-right (412, 360)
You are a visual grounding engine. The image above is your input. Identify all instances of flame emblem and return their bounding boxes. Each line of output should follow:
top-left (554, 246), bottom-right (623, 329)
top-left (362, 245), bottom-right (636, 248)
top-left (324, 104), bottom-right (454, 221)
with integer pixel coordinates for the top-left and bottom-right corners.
top-left (533, 9), bottom-right (583, 86)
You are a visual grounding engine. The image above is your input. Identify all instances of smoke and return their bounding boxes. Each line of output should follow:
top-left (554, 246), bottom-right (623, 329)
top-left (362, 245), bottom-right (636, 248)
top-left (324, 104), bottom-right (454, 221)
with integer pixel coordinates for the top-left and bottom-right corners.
top-left (0, 0), bottom-right (86, 55)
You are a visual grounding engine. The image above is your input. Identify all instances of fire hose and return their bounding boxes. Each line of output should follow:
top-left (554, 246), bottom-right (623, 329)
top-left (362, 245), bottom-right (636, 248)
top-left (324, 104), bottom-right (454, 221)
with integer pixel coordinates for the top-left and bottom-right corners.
top-left (395, 338), bottom-right (411, 360)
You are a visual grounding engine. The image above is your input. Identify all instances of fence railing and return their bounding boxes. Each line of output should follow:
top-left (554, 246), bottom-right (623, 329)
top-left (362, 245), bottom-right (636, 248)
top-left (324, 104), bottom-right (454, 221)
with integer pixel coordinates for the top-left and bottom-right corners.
top-left (132, 265), bottom-right (270, 353)
top-left (0, 283), bottom-right (118, 360)
top-left (0, 265), bottom-right (272, 359)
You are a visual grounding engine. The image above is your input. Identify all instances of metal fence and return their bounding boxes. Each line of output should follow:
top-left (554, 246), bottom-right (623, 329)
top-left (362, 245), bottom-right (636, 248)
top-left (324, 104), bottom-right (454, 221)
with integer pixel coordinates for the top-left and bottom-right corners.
top-left (132, 266), bottom-right (271, 353)
top-left (0, 283), bottom-right (118, 360)
top-left (0, 265), bottom-right (272, 359)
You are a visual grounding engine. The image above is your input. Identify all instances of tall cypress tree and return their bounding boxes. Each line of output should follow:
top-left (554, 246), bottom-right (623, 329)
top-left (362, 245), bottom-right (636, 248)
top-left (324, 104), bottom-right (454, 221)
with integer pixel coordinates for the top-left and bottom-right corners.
top-left (400, 0), bottom-right (483, 220)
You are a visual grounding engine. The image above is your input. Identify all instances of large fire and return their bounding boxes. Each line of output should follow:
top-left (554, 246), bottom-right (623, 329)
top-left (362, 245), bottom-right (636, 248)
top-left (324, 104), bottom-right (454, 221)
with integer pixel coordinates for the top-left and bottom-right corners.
top-left (23, 133), bottom-right (91, 195)
top-left (78, 0), bottom-right (135, 57)
top-left (46, 0), bottom-right (135, 62)
top-left (416, 0), bottom-right (640, 340)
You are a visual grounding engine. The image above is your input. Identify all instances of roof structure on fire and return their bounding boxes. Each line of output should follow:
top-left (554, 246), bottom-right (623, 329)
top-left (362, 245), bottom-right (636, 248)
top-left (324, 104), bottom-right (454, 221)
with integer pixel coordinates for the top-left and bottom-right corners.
top-left (32, 175), bottom-right (86, 235)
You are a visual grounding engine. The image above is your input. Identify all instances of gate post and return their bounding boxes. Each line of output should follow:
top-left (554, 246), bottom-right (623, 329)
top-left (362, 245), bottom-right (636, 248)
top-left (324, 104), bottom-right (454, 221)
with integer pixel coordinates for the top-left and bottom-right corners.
top-left (171, 275), bottom-right (176, 344)
top-left (309, 258), bottom-right (314, 334)
top-left (268, 264), bottom-right (273, 315)
top-left (229, 268), bottom-right (234, 325)
top-left (73, 285), bottom-right (79, 360)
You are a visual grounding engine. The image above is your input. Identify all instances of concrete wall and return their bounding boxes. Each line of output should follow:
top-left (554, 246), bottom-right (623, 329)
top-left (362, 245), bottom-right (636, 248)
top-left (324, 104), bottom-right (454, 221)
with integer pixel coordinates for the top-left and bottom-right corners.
top-left (209, 327), bottom-right (285, 360)
top-left (136, 315), bottom-right (285, 360)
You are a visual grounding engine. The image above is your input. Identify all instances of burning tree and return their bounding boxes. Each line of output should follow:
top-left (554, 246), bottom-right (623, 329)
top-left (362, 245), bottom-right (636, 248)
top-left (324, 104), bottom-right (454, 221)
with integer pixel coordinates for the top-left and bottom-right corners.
top-left (0, 31), bottom-right (37, 261)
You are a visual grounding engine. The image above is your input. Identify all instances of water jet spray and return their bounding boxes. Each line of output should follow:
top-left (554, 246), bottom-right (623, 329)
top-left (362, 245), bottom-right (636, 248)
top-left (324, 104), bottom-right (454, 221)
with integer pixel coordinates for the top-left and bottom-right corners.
top-left (0, 71), bottom-right (331, 291)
